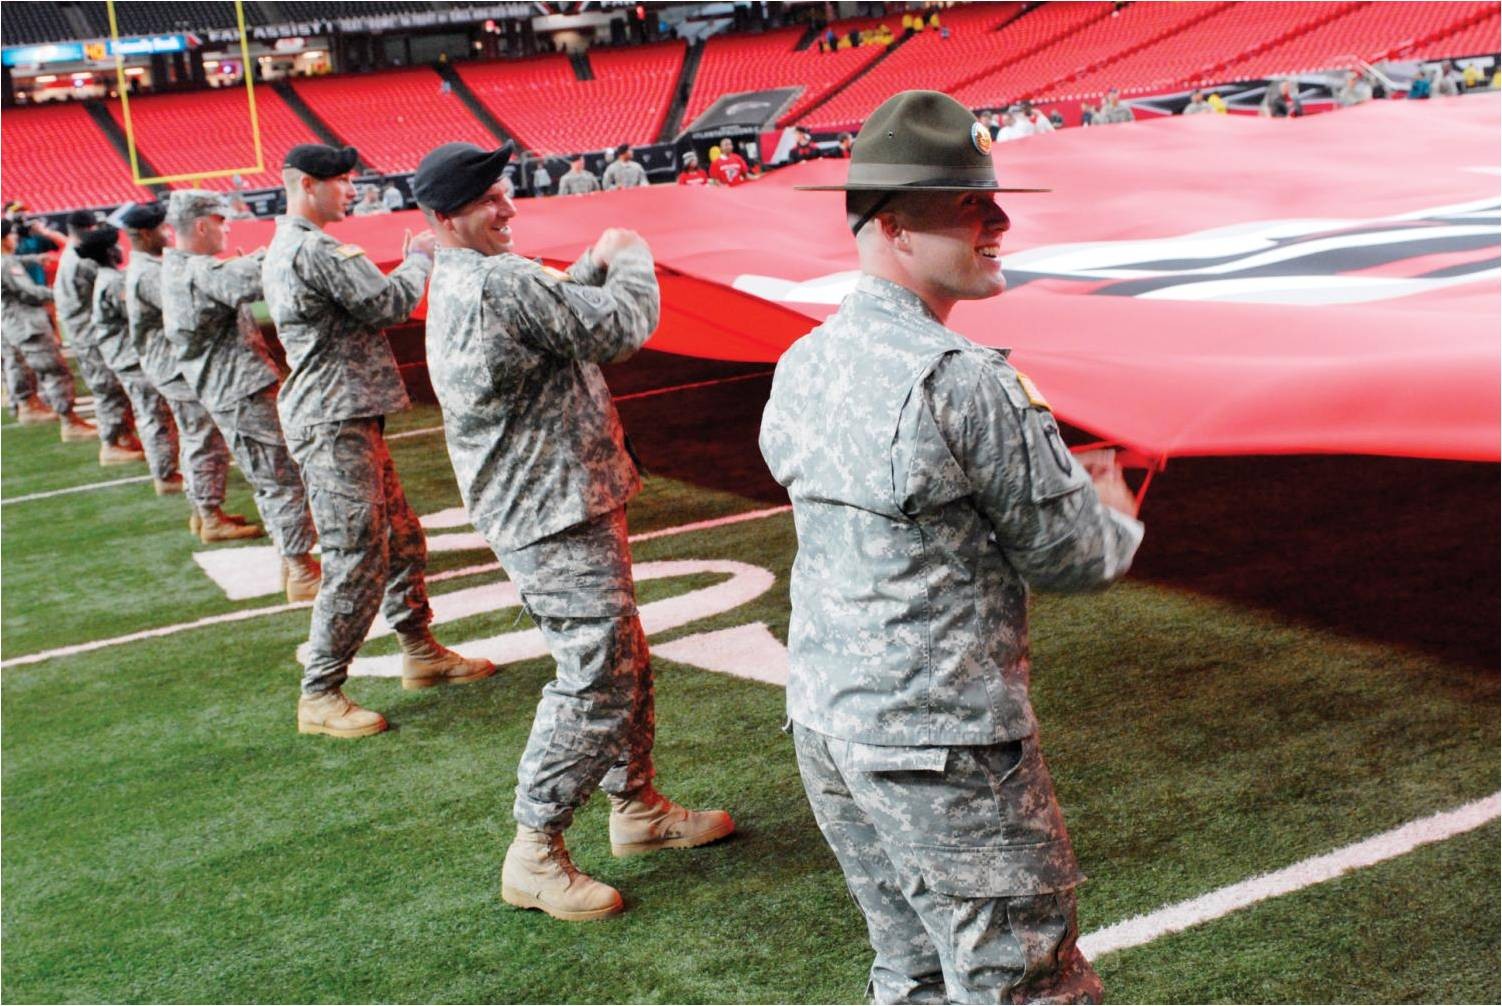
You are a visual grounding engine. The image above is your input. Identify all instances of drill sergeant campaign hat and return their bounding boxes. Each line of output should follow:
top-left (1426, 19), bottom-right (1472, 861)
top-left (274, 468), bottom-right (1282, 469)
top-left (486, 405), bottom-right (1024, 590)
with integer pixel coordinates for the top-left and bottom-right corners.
top-left (795, 89), bottom-right (1049, 194)
top-left (411, 141), bottom-right (516, 214)
top-left (167, 190), bottom-right (230, 229)
top-left (283, 143), bottom-right (359, 179)
top-left (120, 201), bottom-right (168, 230)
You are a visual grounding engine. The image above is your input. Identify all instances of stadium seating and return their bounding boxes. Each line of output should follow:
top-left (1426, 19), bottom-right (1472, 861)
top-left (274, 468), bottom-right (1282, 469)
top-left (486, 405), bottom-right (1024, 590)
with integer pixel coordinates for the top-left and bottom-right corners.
top-left (109, 1), bottom-right (240, 35)
top-left (803, 2), bottom-right (1066, 129)
top-left (1, 102), bottom-right (155, 211)
top-left (1, 4), bottom-right (78, 46)
top-left (271, 2), bottom-right (445, 25)
top-left (1404, 5), bottom-right (1502, 62)
top-left (681, 27), bottom-right (886, 131)
top-left (1218, 1), bottom-right (1498, 79)
top-left (953, 1), bottom-right (1220, 108)
top-left (104, 86), bottom-right (322, 191)
top-left (456, 42), bottom-right (685, 153)
top-left (290, 67), bottom-right (499, 173)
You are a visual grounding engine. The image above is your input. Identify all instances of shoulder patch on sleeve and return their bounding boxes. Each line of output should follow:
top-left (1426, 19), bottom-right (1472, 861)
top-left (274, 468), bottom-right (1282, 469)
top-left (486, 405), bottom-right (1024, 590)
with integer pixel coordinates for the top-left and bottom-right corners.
top-left (335, 244), bottom-right (366, 260)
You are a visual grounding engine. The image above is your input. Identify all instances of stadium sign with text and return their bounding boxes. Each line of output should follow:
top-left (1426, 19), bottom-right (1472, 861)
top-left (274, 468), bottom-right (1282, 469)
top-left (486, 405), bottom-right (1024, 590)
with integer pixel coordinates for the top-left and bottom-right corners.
top-left (4, 34), bottom-right (192, 67)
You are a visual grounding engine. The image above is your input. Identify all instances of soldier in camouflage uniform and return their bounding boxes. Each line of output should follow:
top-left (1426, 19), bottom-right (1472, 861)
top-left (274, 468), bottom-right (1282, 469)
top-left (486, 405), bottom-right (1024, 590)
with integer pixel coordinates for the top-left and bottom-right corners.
top-left (263, 144), bottom-right (495, 740)
top-left (1, 219), bottom-right (93, 437)
top-left (160, 190), bottom-right (318, 581)
top-left (122, 202), bottom-right (253, 539)
top-left (79, 225), bottom-right (183, 495)
top-left (760, 91), bottom-right (1145, 1005)
top-left (414, 141), bottom-right (733, 922)
top-left (53, 210), bottom-right (142, 464)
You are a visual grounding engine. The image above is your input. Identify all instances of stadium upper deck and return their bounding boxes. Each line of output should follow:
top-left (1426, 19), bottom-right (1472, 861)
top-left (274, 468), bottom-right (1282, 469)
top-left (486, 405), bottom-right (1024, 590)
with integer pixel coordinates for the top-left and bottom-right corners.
top-left (1, 2), bottom-right (1496, 212)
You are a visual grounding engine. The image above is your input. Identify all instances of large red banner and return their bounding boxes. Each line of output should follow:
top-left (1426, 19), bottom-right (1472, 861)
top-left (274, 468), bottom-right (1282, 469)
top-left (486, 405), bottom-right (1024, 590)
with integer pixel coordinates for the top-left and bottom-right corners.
top-left (227, 95), bottom-right (1500, 462)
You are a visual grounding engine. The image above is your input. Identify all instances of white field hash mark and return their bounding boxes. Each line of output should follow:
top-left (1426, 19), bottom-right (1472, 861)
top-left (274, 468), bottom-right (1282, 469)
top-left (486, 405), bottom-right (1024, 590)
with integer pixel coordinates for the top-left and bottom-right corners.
top-left (1078, 791), bottom-right (1501, 958)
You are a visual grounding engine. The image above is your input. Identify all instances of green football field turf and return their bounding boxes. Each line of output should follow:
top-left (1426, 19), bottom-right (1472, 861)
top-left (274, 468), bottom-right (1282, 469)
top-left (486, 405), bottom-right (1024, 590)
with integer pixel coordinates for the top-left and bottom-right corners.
top-left (2, 356), bottom-right (1498, 1003)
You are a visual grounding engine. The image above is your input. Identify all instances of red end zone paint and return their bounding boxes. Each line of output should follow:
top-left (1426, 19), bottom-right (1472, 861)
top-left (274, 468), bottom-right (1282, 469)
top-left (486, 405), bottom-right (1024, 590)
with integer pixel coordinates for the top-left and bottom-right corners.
top-left (221, 97), bottom-right (1500, 462)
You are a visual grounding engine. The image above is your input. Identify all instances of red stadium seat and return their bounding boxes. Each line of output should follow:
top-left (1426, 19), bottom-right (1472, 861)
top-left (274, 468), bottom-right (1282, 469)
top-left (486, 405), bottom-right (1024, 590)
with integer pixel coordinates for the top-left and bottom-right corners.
top-left (1, 103), bottom-right (154, 212)
top-left (291, 67), bottom-right (499, 174)
top-left (456, 42), bottom-right (685, 153)
top-left (104, 86), bottom-right (321, 191)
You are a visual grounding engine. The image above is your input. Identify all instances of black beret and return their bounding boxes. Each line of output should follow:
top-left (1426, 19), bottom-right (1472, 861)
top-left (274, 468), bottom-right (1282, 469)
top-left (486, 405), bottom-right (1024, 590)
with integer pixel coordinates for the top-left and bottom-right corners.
top-left (412, 141), bottom-right (514, 214)
top-left (75, 225), bottom-right (121, 265)
top-left (615, 143), bottom-right (631, 156)
top-left (121, 202), bottom-right (168, 230)
top-left (67, 209), bottom-right (97, 231)
top-left (283, 143), bottom-right (359, 179)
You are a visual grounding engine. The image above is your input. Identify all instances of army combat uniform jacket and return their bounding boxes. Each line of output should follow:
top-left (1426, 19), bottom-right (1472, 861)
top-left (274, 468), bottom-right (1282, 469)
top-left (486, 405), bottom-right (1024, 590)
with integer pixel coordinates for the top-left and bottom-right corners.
top-left (160, 248), bottom-right (277, 412)
top-left (601, 160), bottom-right (648, 191)
top-left (426, 244), bottom-right (659, 552)
top-left (759, 274), bottom-right (1144, 748)
top-left (1, 252), bottom-right (53, 344)
top-left (557, 169), bottom-right (601, 196)
top-left (52, 244), bottom-right (99, 347)
top-left (125, 254), bottom-right (194, 402)
top-left (93, 266), bottom-right (178, 481)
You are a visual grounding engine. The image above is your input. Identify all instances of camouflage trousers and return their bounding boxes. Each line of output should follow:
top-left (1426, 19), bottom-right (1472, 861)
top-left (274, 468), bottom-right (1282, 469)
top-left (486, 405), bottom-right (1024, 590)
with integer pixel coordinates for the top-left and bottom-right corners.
top-left (499, 507), bottom-right (655, 832)
top-left (157, 378), bottom-right (228, 510)
top-left (114, 365), bottom-right (178, 481)
top-left (792, 723), bottom-right (1103, 1006)
top-left (4, 342), bottom-right (36, 409)
top-left (6, 332), bottom-right (76, 416)
top-left (285, 416), bottom-right (431, 696)
top-left (207, 384), bottom-right (315, 557)
top-left (72, 342), bottom-right (134, 444)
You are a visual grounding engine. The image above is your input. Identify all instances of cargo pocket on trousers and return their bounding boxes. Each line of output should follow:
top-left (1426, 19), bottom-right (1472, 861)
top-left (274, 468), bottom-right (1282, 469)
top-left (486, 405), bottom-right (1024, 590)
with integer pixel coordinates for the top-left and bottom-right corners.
top-left (308, 486), bottom-right (375, 551)
top-left (910, 839), bottom-right (1083, 897)
top-left (517, 587), bottom-right (637, 621)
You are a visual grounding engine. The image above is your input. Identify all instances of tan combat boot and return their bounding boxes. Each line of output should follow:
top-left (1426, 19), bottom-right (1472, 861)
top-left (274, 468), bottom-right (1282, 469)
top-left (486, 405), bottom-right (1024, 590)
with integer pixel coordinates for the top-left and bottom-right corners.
top-left (501, 826), bottom-right (624, 922)
top-left (296, 689), bottom-right (387, 738)
top-left (188, 509), bottom-right (249, 536)
top-left (398, 628), bottom-right (497, 690)
top-left (197, 506), bottom-right (265, 543)
top-left (281, 553), bottom-right (322, 602)
top-left (608, 786), bottom-right (735, 857)
top-left (59, 412), bottom-right (97, 442)
top-left (99, 441), bottom-right (146, 466)
top-left (15, 399), bottom-right (57, 425)
top-left (153, 473), bottom-right (185, 495)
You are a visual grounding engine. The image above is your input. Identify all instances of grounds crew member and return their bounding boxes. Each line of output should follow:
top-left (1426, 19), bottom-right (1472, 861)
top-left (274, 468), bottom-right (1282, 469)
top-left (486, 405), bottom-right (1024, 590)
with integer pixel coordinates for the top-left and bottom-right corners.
top-left (760, 91), bottom-right (1144, 1004)
top-left (161, 190), bottom-right (319, 593)
top-left (263, 143), bottom-right (495, 739)
top-left (79, 225), bottom-right (183, 495)
top-left (415, 141), bottom-right (733, 921)
top-left (601, 144), bottom-right (648, 190)
top-left (123, 202), bottom-right (253, 540)
top-left (1, 218), bottom-right (94, 438)
top-left (557, 156), bottom-right (600, 196)
top-left (53, 210), bottom-right (143, 464)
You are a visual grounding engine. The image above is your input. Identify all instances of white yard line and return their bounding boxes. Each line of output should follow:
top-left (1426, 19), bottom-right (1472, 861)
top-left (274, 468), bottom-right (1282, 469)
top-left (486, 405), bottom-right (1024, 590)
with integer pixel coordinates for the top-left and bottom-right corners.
top-left (1, 474), bottom-right (155, 505)
top-left (1080, 791), bottom-right (1502, 959)
top-left (0, 503), bottom-right (793, 669)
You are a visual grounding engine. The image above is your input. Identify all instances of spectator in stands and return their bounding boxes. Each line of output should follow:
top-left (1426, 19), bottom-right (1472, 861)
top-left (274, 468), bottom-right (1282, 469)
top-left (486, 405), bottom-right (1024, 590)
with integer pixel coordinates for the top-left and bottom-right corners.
top-left (558, 156), bottom-right (601, 195)
top-left (1020, 102), bottom-right (1055, 135)
top-left (381, 182), bottom-right (404, 211)
top-left (978, 110), bottom-right (1000, 140)
top-left (833, 132), bottom-right (854, 158)
top-left (994, 110), bottom-right (1024, 143)
top-left (351, 187), bottom-right (391, 215)
top-left (677, 151), bottom-right (710, 186)
top-left (710, 137), bottom-right (752, 186)
top-left (603, 144), bottom-right (649, 190)
top-left (4, 202), bottom-right (65, 285)
top-left (1080, 102), bottom-right (1097, 126)
top-left (1435, 61), bottom-right (1461, 97)
top-left (1462, 61), bottom-right (1483, 90)
top-left (1183, 89), bottom-right (1215, 115)
top-left (788, 127), bottom-right (822, 164)
top-left (531, 158), bottom-right (554, 198)
top-left (1335, 72), bottom-right (1372, 108)
top-left (1263, 79), bottom-right (1304, 117)
top-left (1407, 69), bottom-right (1433, 100)
top-left (1096, 88), bottom-right (1135, 124)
